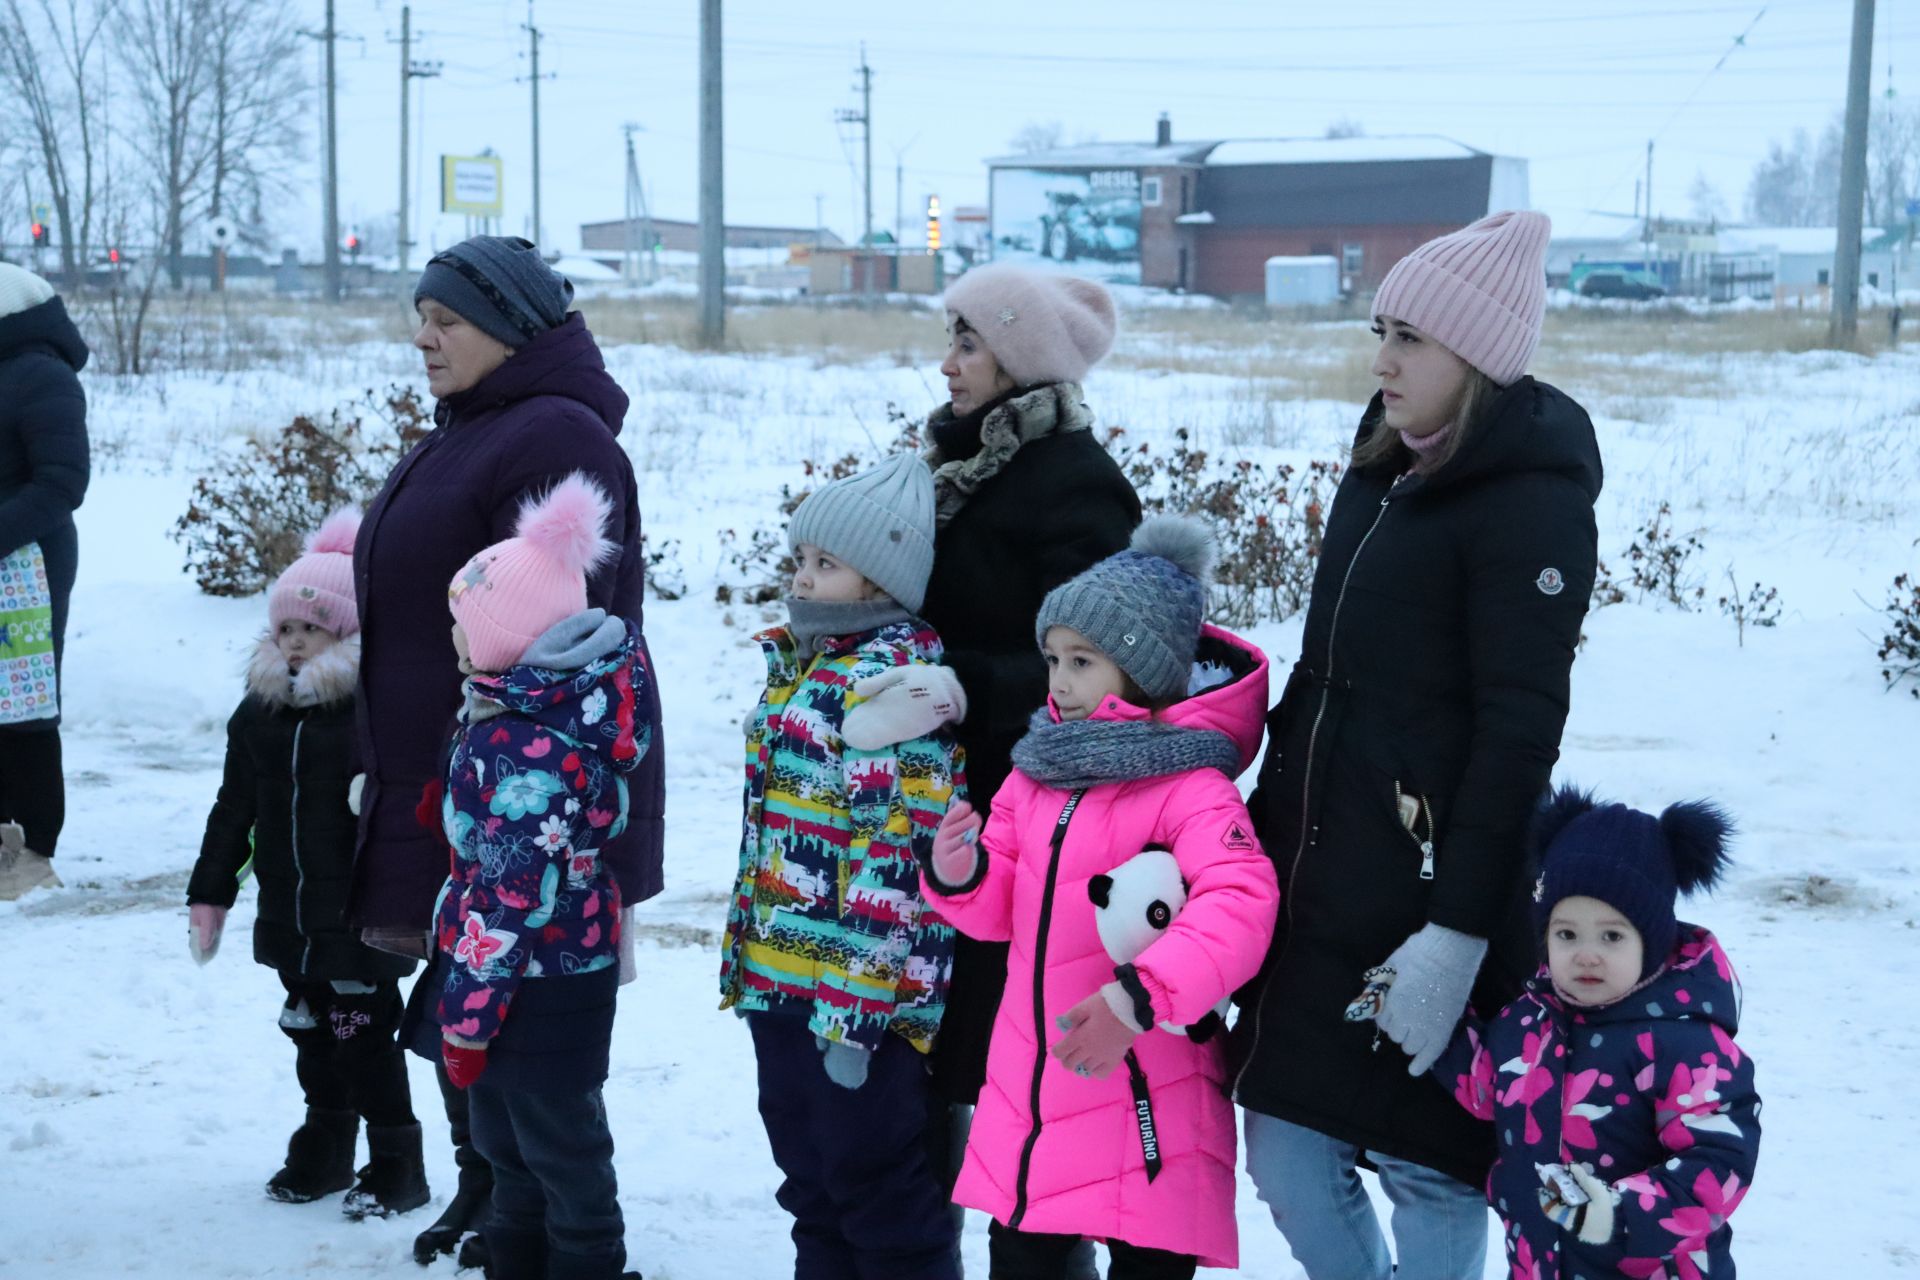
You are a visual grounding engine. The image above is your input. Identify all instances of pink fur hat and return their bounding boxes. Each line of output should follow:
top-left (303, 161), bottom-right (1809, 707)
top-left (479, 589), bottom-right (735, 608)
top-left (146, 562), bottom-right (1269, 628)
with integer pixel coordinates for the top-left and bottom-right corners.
top-left (269, 509), bottom-right (361, 637)
top-left (447, 474), bottom-right (615, 671)
top-left (1371, 209), bottom-right (1551, 386)
top-left (942, 263), bottom-right (1117, 388)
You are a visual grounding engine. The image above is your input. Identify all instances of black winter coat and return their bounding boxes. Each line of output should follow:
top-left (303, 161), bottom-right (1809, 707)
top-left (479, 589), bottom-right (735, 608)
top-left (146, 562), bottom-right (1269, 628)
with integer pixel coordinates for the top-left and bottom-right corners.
top-left (1230, 377), bottom-right (1602, 1188)
top-left (351, 314), bottom-right (664, 932)
top-left (918, 394), bottom-right (1140, 1103)
top-left (0, 295), bottom-right (89, 731)
top-left (189, 638), bottom-right (412, 982)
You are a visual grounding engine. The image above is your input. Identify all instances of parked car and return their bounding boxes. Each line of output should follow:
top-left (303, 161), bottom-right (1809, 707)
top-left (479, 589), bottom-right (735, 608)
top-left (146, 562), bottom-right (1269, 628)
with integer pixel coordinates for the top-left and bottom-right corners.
top-left (1579, 271), bottom-right (1666, 300)
top-left (1037, 191), bottom-right (1139, 264)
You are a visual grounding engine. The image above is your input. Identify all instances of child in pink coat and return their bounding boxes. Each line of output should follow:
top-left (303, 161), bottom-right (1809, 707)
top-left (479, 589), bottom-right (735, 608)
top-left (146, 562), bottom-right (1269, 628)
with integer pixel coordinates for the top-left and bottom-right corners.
top-left (923, 516), bottom-right (1279, 1277)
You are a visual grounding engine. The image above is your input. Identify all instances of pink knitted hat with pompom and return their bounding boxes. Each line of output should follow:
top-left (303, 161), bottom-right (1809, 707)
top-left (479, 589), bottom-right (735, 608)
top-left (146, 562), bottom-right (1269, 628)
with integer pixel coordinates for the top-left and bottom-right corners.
top-left (447, 474), bottom-right (615, 671)
top-left (269, 509), bottom-right (361, 637)
top-left (1371, 209), bottom-right (1551, 386)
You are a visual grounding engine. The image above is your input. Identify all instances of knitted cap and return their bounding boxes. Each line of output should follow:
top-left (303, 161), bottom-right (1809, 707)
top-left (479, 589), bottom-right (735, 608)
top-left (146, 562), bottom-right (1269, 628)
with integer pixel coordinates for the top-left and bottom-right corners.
top-left (787, 452), bottom-right (936, 613)
top-left (942, 264), bottom-right (1117, 388)
top-left (1371, 210), bottom-right (1551, 386)
top-left (0, 263), bottom-right (56, 318)
top-left (448, 474), bottom-right (615, 671)
top-left (1529, 786), bottom-right (1734, 979)
top-left (269, 509), bottom-right (362, 638)
top-left (1035, 515), bottom-right (1212, 703)
top-left (413, 235), bottom-right (574, 349)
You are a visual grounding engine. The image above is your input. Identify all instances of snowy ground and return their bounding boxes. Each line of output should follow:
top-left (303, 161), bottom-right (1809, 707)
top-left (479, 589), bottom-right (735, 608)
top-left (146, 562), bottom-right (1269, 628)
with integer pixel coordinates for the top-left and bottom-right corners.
top-left (3, 317), bottom-right (1918, 1278)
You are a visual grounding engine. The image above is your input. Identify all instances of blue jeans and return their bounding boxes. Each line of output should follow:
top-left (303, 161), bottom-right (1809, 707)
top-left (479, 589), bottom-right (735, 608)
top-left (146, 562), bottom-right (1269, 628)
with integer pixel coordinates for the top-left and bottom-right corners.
top-left (467, 1081), bottom-right (625, 1277)
top-left (1243, 1111), bottom-right (1488, 1280)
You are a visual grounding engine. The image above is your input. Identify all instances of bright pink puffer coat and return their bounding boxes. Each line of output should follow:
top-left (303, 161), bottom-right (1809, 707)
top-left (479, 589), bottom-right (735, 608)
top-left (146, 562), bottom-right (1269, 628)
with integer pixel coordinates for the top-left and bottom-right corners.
top-left (929, 625), bottom-right (1279, 1267)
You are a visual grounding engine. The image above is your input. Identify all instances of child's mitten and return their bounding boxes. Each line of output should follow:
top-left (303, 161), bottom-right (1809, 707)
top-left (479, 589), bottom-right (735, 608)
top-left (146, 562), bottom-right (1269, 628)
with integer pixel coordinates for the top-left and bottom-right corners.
top-left (814, 1034), bottom-right (871, 1090)
top-left (188, 903), bottom-right (227, 965)
top-left (924, 801), bottom-right (983, 891)
top-left (1375, 923), bottom-right (1487, 1075)
top-left (842, 665), bottom-right (967, 750)
top-left (1538, 1162), bottom-right (1617, 1244)
top-left (442, 1033), bottom-right (489, 1090)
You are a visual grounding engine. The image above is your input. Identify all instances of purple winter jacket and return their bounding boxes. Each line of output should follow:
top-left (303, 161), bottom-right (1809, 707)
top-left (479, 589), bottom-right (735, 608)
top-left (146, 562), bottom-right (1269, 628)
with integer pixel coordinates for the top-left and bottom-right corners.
top-left (350, 313), bottom-right (665, 931)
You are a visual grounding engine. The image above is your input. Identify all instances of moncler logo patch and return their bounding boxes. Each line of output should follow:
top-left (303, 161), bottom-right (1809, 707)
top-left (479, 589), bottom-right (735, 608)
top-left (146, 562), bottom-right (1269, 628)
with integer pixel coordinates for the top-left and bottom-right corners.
top-left (1222, 821), bottom-right (1257, 852)
top-left (1535, 567), bottom-right (1565, 596)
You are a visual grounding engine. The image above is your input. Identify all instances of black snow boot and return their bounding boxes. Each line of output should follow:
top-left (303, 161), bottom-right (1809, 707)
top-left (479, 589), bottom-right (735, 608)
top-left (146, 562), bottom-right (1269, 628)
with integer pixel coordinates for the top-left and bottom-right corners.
top-left (413, 1160), bottom-right (494, 1263)
top-left (342, 1121), bottom-right (431, 1218)
top-left (266, 1107), bottom-right (359, 1203)
top-left (546, 1247), bottom-right (643, 1280)
top-left (457, 1230), bottom-right (490, 1272)
top-left (478, 1226), bottom-right (545, 1280)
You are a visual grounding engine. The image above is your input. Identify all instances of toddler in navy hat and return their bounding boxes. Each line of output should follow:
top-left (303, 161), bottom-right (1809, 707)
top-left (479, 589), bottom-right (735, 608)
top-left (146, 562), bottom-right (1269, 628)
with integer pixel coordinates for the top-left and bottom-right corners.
top-left (1405, 785), bottom-right (1762, 1280)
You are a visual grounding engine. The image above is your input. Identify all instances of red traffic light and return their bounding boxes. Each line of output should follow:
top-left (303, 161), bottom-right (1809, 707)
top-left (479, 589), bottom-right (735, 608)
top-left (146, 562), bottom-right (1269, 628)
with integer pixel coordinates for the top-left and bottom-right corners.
top-left (107, 247), bottom-right (120, 264)
top-left (31, 220), bottom-right (47, 246)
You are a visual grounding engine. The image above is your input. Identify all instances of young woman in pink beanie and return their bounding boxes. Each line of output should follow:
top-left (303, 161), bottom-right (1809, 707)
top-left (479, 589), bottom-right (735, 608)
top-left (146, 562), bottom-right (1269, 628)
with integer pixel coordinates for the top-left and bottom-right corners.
top-left (187, 509), bottom-right (428, 1218)
top-left (838, 262), bottom-right (1142, 1277)
top-left (1230, 210), bottom-right (1605, 1280)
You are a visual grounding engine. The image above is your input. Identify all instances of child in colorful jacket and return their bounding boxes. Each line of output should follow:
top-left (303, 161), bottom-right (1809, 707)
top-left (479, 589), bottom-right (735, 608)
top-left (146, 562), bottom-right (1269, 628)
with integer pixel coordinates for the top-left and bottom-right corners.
top-left (1420, 786), bottom-right (1761, 1280)
top-left (188, 510), bottom-right (425, 1217)
top-left (924, 516), bottom-right (1280, 1277)
top-left (433, 473), bottom-right (651, 1280)
top-left (719, 452), bottom-right (965, 1280)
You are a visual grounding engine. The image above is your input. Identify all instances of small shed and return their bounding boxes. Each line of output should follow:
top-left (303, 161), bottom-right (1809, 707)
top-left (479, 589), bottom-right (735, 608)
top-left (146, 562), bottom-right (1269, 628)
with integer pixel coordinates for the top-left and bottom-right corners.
top-left (1265, 255), bottom-right (1340, 306)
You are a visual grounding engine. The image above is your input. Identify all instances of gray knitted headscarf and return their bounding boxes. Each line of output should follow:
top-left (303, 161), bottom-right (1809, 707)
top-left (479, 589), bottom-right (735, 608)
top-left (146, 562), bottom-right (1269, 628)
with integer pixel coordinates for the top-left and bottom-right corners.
top-left (1034, 515), bottom-right (1214, 704)
top-left (413, 235), bottom-right (574, 348)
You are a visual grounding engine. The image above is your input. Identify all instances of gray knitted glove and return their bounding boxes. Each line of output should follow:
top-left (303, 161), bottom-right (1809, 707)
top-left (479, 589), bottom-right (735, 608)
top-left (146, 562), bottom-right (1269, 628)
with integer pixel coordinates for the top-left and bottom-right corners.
top-left (814, 1034), bottom-right (872, 1090)
top-left (1374, 923), bottom-right (1488, 1075)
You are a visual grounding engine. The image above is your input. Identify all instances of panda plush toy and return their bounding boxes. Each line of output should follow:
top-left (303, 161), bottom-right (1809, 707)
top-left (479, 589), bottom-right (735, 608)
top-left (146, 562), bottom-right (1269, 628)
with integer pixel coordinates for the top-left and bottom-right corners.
top-left (1088, 848), bottom-right (1228, 1043)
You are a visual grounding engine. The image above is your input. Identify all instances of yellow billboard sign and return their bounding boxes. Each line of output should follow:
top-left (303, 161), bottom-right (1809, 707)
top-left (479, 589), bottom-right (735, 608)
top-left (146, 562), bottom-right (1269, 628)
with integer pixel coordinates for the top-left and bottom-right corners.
top-left (441, 155), bottom-right (504, 217)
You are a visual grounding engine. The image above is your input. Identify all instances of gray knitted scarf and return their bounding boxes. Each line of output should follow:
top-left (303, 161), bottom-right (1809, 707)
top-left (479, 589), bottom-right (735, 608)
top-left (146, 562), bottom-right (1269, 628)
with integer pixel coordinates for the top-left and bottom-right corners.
top-left (1010, 706), bottom-right (1242, 789)
top-left (786, 597), bottom-right (912, 661)
top-left (924, 382), bottom-right (1095, 528)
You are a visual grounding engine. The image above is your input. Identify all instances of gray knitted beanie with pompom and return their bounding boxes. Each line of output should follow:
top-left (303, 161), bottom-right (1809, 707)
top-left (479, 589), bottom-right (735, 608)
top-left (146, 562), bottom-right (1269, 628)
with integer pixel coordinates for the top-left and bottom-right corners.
top-left (1034, 514), bottom-right (1215, 703)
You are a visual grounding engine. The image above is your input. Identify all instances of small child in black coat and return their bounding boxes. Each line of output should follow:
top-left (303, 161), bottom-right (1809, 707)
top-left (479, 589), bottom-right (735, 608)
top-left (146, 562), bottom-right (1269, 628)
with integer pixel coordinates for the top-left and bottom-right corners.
top-left (187, 510), bottom-right (427, 1218)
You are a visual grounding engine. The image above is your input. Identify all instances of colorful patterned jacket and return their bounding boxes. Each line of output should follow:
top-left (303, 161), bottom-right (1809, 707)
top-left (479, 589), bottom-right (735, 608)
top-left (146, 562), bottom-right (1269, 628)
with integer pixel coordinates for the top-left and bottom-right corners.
top-left (433, 613), bottom-right (650, 1045)
top-left (1434, 926), bottom-right (1760, 1280)
top-left (719, 619), bottom-right (962, 1053)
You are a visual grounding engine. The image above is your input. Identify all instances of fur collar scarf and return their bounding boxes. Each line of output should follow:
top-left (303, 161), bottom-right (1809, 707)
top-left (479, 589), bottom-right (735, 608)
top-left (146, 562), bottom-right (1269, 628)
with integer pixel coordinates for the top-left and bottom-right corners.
top-left (247, 632), bottom-right (359, 710)
top-left (923, 381), bottom-right (1094, 527)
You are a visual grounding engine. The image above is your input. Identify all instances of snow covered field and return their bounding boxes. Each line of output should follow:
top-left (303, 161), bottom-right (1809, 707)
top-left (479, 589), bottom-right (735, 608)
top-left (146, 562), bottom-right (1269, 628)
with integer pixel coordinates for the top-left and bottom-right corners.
top-left (3, 306), bottom-right (1918, 1278)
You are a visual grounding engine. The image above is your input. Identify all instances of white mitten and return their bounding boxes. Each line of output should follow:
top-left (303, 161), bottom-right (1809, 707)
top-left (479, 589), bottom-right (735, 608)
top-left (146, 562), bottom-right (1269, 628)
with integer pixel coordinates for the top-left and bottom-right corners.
top-left (1537, 1162), bottom-right (1617, 1244)
top-left (842, 666), bottom-right (967, 750)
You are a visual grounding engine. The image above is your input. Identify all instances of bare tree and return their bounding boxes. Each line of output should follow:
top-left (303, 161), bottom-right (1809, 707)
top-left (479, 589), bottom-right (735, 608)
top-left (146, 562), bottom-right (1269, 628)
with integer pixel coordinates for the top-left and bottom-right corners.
top-left (1865, 102), bottom-right (1918, 229)
top-left (1748, 107), bottom-right (1917, 229)
top-left (116, 0), bottom-right (214, 287)
top-left (1687, 169), bottom-right (1728, 226)
top-left (1008, 120), bottom-right (1066, 155)
top-left (202, 0), bottom-right (304, 247)
top-left (0, 0), bottom-right (112, 284)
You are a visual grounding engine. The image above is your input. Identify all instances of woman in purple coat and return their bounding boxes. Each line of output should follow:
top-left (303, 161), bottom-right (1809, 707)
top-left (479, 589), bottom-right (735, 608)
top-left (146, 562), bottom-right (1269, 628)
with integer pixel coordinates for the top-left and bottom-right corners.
top-left (350, 236), bottom-right (663, 1266)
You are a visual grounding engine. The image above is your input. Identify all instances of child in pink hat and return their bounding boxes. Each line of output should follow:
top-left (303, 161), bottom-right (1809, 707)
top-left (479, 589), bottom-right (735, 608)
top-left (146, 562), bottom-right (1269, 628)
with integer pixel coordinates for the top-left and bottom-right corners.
top-left (432, 473), bottom-right (652, 1279)
top-left (188, 509), bottom-right (430, 1218)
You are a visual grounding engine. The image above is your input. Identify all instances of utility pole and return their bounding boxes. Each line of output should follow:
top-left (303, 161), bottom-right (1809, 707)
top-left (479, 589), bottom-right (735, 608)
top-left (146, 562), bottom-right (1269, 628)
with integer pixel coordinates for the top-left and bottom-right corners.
top-left (833, 47), bottom-right (873, 288)
top-left (1831, 0), bottom-right (1876, 344)
top-left (396, 8), bottom-right (442, 277)
top-left (814, 193), bottom-right (825, 246)
top-left (521, 5), bottom-right (551, 249)
top-left (623, 123), bottom-right (656, 286)
top-left (324, 0), bottom-right (341, 301)
top-left (1644, 140), bottom-right (1654, 234)
top-left (697, 0), bottom-right (724, 345)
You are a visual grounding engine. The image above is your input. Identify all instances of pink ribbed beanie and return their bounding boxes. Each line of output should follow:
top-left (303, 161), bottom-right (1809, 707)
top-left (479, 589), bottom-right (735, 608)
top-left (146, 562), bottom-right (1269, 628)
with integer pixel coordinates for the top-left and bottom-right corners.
top-left (447, 474), bottom-right (615, 671)
top-left (942, 263), bottom-right (1117, 388)
top-left (269, 509), bottom-right (361, 637)
top-left (1371, 210), bottom-right (1551, 386)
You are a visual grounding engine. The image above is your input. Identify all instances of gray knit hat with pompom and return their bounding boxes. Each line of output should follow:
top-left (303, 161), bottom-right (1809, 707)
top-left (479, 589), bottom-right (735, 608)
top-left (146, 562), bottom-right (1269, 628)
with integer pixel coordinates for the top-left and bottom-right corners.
top-left (1034, 514), bottom-right (1214, 703)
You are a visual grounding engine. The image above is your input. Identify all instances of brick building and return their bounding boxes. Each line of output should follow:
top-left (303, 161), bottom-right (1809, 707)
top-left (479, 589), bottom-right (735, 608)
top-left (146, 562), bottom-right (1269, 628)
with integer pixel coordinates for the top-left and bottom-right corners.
top-left (986, 117), bottom-right (1527, 299)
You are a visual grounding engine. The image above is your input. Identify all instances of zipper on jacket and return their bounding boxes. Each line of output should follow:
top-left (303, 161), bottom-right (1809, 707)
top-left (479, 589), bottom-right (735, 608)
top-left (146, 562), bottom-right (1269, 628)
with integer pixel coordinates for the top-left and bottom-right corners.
top-left (1009, 787), bottom-right (1087, 1230)
top-left (1234, 485), bottom-right (1397, 1099)
top-left (291, 719), bottom-right (312, 974)
top-left (1394, 781), bottom-right (1437, 881)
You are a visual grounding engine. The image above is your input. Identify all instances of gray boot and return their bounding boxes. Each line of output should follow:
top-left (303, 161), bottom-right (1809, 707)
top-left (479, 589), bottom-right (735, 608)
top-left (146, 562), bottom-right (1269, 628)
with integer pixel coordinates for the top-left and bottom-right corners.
top-left (0, 822), bottom-right (62, 901)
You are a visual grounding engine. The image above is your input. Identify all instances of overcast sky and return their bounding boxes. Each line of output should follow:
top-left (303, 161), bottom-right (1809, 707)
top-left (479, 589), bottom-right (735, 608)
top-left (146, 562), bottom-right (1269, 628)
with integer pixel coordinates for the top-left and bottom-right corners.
top-left (302, 0), bottom-right (1919, 257)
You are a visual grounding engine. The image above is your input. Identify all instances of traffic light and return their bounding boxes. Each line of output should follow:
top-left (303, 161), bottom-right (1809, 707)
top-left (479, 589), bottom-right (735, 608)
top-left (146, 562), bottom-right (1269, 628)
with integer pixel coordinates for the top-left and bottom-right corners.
top-left (107, 247), bottom-right (120, 265)
top-left (31, 219), bottom-right (47, 247)
top-left (345, 232), bottom-right (361, 261)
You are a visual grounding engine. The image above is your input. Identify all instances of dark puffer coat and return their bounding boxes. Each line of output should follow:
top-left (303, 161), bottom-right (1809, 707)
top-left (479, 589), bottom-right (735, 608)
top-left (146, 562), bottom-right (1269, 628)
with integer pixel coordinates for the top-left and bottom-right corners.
top-left (1231, 377), bottom-right (1603, 1187)
top-left (917, 384), bottom-right (1141, 1103)
top-left (189, 635), bottom-right (411, 982)
top-left (350, 313), bottom-right (664, 932)
top-left (0, 295), bottom-right (89, 731)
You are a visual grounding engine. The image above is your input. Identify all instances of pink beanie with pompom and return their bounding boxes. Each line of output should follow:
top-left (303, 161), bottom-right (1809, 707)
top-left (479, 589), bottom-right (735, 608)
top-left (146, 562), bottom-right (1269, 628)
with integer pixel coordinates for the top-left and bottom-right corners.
top-left (447, 473), bottom-right (615, 671)
top-left (270, 508), bottom-right (361, 637)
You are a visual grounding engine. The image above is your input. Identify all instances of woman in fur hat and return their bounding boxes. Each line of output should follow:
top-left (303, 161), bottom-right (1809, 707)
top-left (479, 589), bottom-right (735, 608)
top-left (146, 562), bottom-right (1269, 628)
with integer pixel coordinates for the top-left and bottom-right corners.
top-left (840, 266), bottom-right (1143, 1262)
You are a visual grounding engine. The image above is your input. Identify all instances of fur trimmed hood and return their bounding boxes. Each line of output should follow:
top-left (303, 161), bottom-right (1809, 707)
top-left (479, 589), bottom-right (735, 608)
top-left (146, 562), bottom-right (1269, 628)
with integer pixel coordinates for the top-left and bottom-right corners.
top-left (247, 631), bottom-right (360, 709)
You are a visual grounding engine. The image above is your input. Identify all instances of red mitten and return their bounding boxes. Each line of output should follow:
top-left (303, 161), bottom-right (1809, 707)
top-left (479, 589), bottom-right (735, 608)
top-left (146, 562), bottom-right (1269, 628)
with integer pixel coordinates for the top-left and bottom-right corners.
top-left (441, 1034), bottom-right (488, 1089)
